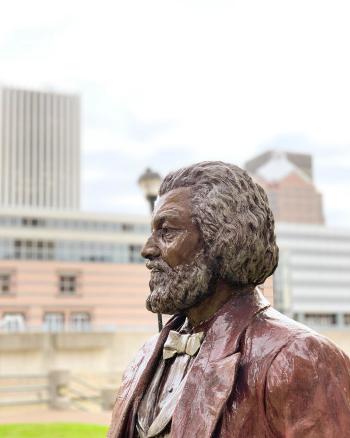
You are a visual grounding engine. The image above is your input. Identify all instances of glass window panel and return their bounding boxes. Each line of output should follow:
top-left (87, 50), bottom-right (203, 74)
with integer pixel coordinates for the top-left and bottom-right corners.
top-left (1, 313), bottom-right (25, 332)
top-left (70, 312), bottom-right (91, 331)
top-left (304, 313), bottom-right (337, 326)
top-left (59, 274), bottom-right (77, 295)
top-left (43, 312), bottom-right (65, 332)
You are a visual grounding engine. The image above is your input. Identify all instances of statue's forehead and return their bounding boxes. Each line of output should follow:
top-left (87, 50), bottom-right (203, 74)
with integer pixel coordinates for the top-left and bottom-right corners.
top-left (155, 187), bottom-right (192, 213)
top-left (153, 187), bottom-right (193, 224)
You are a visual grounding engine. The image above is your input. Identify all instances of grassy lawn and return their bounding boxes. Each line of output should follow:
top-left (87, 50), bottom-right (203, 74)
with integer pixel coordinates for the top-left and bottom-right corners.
top-left (0, 423), bottom-right (108, 437)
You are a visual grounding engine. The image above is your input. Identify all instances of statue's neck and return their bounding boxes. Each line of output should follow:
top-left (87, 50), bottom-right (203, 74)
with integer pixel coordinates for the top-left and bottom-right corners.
top-left (186, 279), bottom-right (253, 328)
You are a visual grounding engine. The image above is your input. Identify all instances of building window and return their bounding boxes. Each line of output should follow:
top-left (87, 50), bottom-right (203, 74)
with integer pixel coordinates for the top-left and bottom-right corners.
top-left (59, 274), bottom-right (78, 295)
top-left (14, 239), bottom-right (54, 260)
top-left (122, 223), bottom-right (134, 232)
top-left (344, 314), bottom-right (350, 325)
top-left (70, 312), bottom-right (91, 331)
top-left (0, 273), bottom-right (12, 295)
top-left (22, 217), bottom-right (45, 227)
top-left (304, 313), bottom-right (337, 327)
top-left (0, 313), bottom-right (25, 332)
top-left (43, 312), bottom-right (65, 332)
top-left (129, 245), bottom-right (143, 263)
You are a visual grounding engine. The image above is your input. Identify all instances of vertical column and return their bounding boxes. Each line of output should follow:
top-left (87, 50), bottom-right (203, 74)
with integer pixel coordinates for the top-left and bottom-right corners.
top-left (0, 87), bottom-right (3, 204)
top-left (31, 92), bottom-right (38, 206)
top-left (52, 94), bottom-right (59, 209)
top-left (337, 313), bottom-right (344, 328)
top-left (10, 89), bottom-right (18, 206)
top-left (70, 96), bottom-right (76, 209)
top-left (48, 370), bottom-right (71, 410)
top-left (14, 90), bottom-right (19, 206)
top-left (38, 93), bottom-right (45, 207)
top-left (45, 93), bottom-right (52, 208)
top-left (8, 89), bottom-right (13, 205)
top-left (24, 90), bottom-right (31, 206)
top-left (74, 96), bottom-right (81, 209)
top-left (56, 95), bottom-right (62, 209)
top-left (59, 95), bottom-right (65, 209)
top-left (2, 88), bottom-right (10, 205)
top-left (17, 90), bottom-right (24, 206)
top-left (65, 96), bottom-right (71, 209)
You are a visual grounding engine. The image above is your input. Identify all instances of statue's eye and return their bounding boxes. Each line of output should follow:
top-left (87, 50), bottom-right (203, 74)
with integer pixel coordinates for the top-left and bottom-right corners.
top-left (161, 227), bottom-right (176, 238)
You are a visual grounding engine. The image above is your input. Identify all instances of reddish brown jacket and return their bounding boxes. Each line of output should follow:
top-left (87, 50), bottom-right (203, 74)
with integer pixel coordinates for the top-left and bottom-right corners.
top-left (108, 290), bottom-right (350, 437)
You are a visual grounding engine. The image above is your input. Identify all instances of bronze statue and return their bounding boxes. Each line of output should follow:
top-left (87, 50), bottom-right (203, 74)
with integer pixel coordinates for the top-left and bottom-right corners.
top-left (108, 161), bottom-right (350, 437)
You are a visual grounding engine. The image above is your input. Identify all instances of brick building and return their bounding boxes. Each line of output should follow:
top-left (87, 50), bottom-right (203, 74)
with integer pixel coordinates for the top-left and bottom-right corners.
top-left (245, 150), bottom-right (324, 224)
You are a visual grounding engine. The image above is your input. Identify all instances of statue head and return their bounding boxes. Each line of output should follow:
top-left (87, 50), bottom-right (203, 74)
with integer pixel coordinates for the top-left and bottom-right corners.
top-left (141, 161), bottom-right (278, 315)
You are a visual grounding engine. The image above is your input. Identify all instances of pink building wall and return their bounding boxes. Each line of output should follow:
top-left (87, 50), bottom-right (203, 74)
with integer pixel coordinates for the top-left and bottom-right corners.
top-left (0, 260), bottom-right (273, 330)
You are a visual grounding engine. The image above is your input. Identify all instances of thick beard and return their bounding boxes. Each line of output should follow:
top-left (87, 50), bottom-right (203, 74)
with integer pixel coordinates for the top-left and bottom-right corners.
top-left (146, 250), bottom-right (213, 315)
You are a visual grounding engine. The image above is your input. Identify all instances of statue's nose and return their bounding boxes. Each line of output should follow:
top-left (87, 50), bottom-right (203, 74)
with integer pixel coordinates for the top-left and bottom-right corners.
top-left (141, 236), bottom-right (161, 259)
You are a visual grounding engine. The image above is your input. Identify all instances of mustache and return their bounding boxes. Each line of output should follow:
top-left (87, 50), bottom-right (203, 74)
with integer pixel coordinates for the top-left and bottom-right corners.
top-left (145, 259), bottom-right (171, 272)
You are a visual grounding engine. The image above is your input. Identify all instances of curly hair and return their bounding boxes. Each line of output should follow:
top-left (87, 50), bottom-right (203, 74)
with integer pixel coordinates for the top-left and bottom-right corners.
top-left (159, 161), bottom-right (279, 286)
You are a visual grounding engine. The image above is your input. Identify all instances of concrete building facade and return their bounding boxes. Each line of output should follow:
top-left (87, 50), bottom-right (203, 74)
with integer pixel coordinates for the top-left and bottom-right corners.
top-left (0, 86), bottom-right (80, 210)
top-left (274, 222), bottom-right (350, 329)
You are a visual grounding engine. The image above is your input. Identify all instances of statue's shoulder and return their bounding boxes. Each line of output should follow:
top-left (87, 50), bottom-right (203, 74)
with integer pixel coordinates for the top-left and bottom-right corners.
top-left (249, 309), bottom-right (350, 437)
top-left (262, 311), bottom-right (350, 436)
top-left (246, 305), bottom-right (350, 372)
top-left (253, 306), bottom-right (346, 351)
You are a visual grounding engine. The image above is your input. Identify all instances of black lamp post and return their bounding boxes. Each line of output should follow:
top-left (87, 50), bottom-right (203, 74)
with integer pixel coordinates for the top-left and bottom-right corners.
top-left (138, 168), bottom-right (163, 332)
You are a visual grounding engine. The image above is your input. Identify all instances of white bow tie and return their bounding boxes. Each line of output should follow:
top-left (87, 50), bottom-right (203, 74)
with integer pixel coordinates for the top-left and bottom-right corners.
top-left (163, 330), bottom-right (204, 360)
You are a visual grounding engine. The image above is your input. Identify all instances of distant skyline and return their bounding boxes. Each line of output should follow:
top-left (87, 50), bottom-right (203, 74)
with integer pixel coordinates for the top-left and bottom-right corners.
top-left (1, 0), bottom-right (349, 226)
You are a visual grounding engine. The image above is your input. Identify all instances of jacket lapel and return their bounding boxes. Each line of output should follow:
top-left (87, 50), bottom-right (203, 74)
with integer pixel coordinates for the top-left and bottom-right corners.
top-left (171, 289), bottom-right (270, 438)
top-left (108, 315), bottom-right (185, 438)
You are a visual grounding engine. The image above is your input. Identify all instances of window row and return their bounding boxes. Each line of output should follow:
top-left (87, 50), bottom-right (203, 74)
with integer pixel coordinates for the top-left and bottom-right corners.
top-left (0, 239), bottom-right (144, 263)
top-left (0, 312), bottom-right (91, 332)
top-left (294, 313), bottom-right (350, 327)
top-left (0, 272), bottom-right (79, 296)
top-left (0, 215), bottom-right (150, 234)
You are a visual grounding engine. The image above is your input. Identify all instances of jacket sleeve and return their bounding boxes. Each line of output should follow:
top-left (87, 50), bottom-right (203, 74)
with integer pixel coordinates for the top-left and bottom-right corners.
top-left (265, 334), bottom-right (350, 438)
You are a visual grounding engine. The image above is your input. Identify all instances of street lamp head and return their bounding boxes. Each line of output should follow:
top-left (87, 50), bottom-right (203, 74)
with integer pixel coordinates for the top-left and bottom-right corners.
top-left (138, 168), bottom-right (162, 199)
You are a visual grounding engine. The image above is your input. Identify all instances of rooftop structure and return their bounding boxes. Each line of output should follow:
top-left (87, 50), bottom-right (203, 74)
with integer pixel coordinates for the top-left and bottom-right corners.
top-left (245, 150), bottom-right (313, 180)
top-left (245, 150), bottom-right (324, 224)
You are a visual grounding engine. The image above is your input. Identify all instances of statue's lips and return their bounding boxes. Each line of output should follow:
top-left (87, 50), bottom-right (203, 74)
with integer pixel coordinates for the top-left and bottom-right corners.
top-left (145, 260), bottom-right (167, 272)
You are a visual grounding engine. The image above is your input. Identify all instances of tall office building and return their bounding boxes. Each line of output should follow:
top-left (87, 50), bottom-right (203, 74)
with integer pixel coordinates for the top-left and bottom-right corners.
top-left (245, 150), bottom-right (324, 224)
top-left (0, 86), bottom-right (80, 210)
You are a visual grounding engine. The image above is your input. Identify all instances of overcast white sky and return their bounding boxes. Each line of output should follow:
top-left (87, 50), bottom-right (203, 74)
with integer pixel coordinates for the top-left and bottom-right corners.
top-left (1, 0), bottom-right (349, 226)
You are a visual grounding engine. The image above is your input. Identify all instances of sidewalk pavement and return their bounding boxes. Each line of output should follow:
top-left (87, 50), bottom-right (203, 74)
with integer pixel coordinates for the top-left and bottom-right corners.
top-left (0, 406), bottom-right (112, 426)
